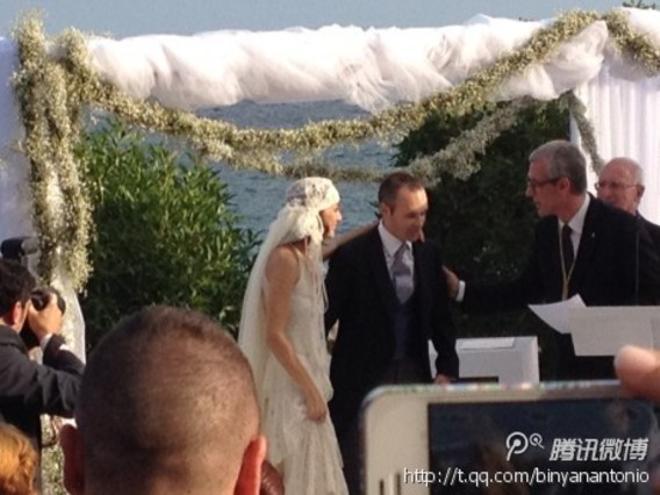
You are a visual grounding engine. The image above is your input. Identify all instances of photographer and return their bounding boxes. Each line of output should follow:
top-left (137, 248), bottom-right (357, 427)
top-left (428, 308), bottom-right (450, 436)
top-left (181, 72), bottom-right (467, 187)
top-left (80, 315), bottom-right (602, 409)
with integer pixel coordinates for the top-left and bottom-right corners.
top-left (0, 258), bottom-right (84, 452)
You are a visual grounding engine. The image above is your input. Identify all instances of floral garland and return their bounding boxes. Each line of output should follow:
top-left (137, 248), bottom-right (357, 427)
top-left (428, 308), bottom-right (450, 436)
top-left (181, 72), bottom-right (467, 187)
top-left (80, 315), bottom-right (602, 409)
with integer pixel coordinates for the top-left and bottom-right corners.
top-left (54, 9), bottom-right (660, 174)
top-left (604, 11), bottom-right (660, 75)
top-left (56, 10), bottom-right (602, 168)
top-left (407, 98), bottom-right (537, 182)
top-left (11, 9), bottom-right (660, 289)
top-left (13, 17), bottom-right (92, 289)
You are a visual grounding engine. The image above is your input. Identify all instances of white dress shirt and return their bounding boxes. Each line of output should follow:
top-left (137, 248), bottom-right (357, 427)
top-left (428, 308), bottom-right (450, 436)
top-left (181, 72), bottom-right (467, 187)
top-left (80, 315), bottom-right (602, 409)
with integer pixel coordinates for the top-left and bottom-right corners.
top-left (558, 193), bottom-right (590, 258)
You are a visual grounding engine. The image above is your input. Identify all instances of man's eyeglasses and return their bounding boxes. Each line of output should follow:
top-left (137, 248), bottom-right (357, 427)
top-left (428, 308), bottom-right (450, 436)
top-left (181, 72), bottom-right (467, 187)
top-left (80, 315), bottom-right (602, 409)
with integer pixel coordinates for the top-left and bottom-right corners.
top-left (594, 181), bottom-right (637, 191)
top-left (527, 177), bottom-right (560, 190)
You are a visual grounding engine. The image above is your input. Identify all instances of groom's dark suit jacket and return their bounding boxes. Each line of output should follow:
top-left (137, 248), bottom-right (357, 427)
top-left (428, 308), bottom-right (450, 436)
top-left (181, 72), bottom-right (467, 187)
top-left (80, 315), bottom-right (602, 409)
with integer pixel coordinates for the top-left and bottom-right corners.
top-left (325, 227), bottom-right (458, 435)
top-left (462, 196), bottom-right (660, 379)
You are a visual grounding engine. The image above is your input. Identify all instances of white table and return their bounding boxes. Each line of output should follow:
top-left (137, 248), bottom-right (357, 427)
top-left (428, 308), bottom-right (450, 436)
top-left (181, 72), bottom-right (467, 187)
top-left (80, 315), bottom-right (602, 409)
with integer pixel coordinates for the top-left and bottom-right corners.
top-left (430, 336), bottom-right (539, 385)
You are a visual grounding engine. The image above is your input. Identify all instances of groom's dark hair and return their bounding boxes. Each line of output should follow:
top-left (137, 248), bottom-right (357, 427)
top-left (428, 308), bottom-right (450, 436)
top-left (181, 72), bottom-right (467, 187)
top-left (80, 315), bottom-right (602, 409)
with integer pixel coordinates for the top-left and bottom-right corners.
top-left (378, 171), bottom-right (425, 208)
top-left (76, 305), bottom-right (260, 494)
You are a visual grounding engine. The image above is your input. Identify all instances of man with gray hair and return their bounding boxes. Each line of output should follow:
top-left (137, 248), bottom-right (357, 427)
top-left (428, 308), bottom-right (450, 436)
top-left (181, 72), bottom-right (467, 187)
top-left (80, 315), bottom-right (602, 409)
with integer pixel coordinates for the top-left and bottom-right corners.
top-left (445, 140), bottom-right (660, 379)
top-left (596, 157), bottom-right (660, 253)
top-left (60, 305), bottom-right (266, 495)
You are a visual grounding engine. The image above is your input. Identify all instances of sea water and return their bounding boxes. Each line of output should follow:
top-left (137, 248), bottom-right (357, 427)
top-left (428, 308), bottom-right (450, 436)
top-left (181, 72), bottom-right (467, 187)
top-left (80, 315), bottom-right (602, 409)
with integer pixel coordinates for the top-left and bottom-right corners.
top-left (207, 100), bottom-right (395, 236)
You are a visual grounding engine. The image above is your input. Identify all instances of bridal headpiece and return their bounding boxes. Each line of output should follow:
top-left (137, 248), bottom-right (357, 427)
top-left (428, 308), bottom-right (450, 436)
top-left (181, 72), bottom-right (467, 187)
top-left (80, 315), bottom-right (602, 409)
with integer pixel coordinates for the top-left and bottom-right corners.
top-left (278, 177), bottom-right (340, 246)
top-left (285, 177), bottom-right (340, 211)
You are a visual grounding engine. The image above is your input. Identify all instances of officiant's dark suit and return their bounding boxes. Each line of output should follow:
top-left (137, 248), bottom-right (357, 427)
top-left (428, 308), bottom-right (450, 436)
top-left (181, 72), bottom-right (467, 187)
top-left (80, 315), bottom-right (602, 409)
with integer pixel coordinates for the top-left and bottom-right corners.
top-left (446, 141), bottom-right (660, 380)
top-left (596, 157), bottom-right (660, 259)
top-left (462, 198), bottom-right (660, 308)
top-left (642, 216), bottom-right (660, 255)
top-left (325, 172), bottom-right (458, 494)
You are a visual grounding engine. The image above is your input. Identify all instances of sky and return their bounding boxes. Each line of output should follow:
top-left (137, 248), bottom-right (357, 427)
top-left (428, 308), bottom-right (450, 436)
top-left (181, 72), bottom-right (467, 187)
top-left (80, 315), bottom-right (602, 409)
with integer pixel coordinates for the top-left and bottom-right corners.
top-left (1, 0), bottom-right (627, 38)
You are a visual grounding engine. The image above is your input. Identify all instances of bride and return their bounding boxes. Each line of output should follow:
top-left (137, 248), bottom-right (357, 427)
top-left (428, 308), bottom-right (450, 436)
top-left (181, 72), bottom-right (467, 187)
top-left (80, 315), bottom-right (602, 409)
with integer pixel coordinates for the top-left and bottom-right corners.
top-left (238, 177), bottom-right (349, 494)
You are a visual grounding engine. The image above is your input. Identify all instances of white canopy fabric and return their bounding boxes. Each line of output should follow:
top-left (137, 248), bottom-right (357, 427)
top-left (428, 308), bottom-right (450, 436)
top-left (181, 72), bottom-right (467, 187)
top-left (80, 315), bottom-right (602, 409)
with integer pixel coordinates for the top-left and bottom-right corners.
top-left (1, 7), bottom-right (660, 358)
top-left (84, 9), bottom-right (660, 112)
top-left (87, 16), bottom-right (608, 112)
top-left (81, 7), bottom-right (660, 223)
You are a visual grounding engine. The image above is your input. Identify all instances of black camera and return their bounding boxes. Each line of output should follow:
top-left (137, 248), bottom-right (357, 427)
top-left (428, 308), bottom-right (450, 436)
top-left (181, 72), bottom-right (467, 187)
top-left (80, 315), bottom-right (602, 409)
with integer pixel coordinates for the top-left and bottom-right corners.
top-left (31, 287), bottom-right (67, 313)
top-left (2, 237), bottom-right (66, 349)
top-left (20, 288), bottom-right (67, 350)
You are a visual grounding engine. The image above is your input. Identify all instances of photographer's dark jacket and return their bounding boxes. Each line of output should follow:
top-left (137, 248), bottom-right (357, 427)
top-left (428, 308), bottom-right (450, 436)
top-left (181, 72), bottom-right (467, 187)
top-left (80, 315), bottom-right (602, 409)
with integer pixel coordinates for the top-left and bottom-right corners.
top-left (0, 324), bottom-right (84, 450)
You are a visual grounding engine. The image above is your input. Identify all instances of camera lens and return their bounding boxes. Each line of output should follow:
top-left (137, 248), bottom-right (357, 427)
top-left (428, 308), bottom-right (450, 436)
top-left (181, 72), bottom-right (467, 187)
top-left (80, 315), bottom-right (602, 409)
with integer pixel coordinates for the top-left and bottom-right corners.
top-left (30, 290), bottom-right (49, 310)
top-left (30, 288), bottom-right (66, 314)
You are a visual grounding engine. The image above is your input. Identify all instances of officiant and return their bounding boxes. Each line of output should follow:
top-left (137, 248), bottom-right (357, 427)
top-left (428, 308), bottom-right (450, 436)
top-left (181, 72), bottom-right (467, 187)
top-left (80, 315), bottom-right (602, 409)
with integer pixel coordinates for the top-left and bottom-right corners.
top-left (444, 140), bottom-right (660, 380)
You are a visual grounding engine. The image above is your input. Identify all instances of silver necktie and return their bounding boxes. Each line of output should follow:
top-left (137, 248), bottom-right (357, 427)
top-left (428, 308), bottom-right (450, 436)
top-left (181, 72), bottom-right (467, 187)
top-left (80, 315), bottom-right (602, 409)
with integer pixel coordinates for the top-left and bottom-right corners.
top-left (392, 243), bottom-right (413, 303)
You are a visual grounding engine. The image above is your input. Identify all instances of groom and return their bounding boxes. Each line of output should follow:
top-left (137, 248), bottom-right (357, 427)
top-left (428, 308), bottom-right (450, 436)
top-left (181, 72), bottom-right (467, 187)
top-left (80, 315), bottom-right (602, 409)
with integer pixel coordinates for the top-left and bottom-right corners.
top-left (325, 171), bottom-right (458, 494)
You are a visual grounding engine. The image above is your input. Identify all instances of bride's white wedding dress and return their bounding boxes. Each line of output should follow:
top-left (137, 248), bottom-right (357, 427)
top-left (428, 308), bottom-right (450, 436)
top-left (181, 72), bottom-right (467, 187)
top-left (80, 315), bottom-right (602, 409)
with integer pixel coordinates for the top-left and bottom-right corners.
top-left (259, 255), bottom-right (348, 494)
top-left (239, 178), bottom-right (348, 494)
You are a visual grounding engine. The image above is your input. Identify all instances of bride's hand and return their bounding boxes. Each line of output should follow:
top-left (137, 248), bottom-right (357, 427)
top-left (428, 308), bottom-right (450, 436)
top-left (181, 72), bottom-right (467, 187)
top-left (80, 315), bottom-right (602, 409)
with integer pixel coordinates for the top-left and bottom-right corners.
top-left (304, 387), bottom-right (328, 422)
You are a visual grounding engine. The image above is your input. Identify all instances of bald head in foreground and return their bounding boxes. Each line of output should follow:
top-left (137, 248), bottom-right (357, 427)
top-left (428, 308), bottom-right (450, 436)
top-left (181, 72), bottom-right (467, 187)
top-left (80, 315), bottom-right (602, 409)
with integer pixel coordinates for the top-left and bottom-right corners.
top-left (61, 305), bottom-right (266, 495)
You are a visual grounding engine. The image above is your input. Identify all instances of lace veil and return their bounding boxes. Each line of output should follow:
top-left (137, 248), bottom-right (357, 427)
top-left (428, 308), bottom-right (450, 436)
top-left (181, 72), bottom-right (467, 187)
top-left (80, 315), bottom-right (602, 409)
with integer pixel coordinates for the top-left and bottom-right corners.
top-left (238, 177), bottom-right (340, 398)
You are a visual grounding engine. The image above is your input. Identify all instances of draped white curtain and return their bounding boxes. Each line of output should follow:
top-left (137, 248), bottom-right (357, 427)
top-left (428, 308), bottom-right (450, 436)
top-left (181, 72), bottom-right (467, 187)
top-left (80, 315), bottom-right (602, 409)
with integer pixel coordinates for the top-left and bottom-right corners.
top-left (0, 37), bottom-right (86, 360)
top-left (575, 64), bottom-right (660, 224)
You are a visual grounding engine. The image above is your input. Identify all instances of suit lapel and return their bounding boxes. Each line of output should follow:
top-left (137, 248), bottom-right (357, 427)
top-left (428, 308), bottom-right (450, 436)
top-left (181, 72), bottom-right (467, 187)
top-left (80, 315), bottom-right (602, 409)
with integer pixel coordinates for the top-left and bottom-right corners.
top-left (570, 197), bottom-right (599, 296)
top-left (366, 228), bottom-right (400, 311)
top-left (539, 218), bottom-right (563, 300)
top-left (412, 241), bottom-right (427, 300)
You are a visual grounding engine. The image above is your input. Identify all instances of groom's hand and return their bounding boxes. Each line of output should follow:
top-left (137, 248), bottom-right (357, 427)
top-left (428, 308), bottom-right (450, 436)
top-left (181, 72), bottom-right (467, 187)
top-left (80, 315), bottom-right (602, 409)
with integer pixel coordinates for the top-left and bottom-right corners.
top-left (442, 266), bottom-right (459, 299)
top-left (434, 374), bottom-right (452, 385)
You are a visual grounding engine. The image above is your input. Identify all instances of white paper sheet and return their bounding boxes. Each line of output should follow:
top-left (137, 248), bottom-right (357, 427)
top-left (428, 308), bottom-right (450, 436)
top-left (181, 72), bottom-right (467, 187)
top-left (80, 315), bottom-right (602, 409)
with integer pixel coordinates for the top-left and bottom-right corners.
top-left (457, 337), bottom-right (515, 350)
top-left (529, 295), bottom-right (586, 334)
top-left (651, 317), bottom-right (660, 346)
top-left (568, 307), bottom-right (660, 356)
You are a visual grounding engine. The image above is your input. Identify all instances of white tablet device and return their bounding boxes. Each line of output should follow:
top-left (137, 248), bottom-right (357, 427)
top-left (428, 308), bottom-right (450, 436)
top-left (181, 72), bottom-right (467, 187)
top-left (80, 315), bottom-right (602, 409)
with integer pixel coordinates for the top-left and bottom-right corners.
top-left (361, 381), bottom-right (659, 495)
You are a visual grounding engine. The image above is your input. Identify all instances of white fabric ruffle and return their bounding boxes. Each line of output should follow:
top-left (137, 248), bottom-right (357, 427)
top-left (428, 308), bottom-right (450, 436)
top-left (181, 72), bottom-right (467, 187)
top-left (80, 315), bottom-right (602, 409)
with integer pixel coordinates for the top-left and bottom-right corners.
top-left (85, 8), bottom-right (659, 112)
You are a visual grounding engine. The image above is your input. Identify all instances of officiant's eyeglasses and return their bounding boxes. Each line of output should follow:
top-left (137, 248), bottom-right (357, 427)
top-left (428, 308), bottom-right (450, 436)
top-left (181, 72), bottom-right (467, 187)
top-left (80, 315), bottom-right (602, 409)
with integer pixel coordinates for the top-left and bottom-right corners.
top-left (526, 177), bottom-right (560, 190)
top-left (594, 180), bottom-right (637, 191)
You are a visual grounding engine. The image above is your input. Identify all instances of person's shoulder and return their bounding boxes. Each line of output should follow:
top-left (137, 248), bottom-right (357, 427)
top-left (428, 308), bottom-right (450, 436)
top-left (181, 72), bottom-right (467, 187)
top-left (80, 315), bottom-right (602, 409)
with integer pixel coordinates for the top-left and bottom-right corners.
top-left (266, 244), bottom-right (302, 279)
top-left (593, 199), bottom-right (639, 233)
top-left (0, 327), bottom-right (26, 370)
top-left (415, 237), bottom-right (442, 255)
top-left (412, 239), bottom-right (444, 270)
top-left (641, 215), bottom-right (660, 236)
top-left (535, 215), bottom-right (556, 234)
top-left (0, 325), bottom-right (21, 347)
top-left (638, 215), bottom-right (660, 250)
top-left (334, 225), bottom-right (377, 256)
top-left (591, 197), bottom-right (631, 221)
